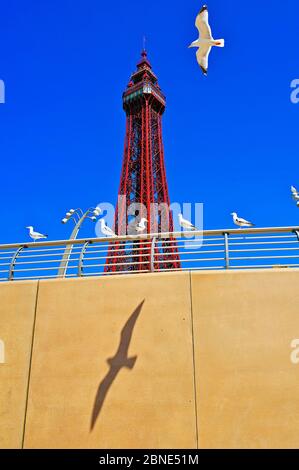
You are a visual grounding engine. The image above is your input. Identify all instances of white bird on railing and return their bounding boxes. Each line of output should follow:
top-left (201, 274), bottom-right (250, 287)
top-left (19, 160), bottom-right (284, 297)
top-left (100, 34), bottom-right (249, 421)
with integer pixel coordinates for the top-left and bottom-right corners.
top-left (99, 218), bottom-right (117, 238)
top-left (26, 226), bottom-right (48, 242)
top-left (291, 186), bottom-right (299, 202)
top-left (188, 5), bottom-right (225, 76)
top-left (231, 212), bottom-right (255, 228)
top-left (178, 213), bottom-right (197, 231)
top-left (134, 218), bottom-right (148, 233)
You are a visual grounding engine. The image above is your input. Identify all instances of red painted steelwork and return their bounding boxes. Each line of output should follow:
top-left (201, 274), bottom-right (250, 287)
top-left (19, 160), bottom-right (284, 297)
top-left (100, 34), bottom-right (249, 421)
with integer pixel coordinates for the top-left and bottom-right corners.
top-left (105, 51), bottom-right (181, 273)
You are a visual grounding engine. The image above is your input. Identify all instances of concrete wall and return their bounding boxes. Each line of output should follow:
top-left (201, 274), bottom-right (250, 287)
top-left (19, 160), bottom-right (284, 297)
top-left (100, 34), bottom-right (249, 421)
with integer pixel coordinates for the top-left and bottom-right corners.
top-left (0, 270), bottom-right (299, 448)
top-left (0, 281), bottom-right (38, 448)
top-left (191, 270), bottom-right (299, 449)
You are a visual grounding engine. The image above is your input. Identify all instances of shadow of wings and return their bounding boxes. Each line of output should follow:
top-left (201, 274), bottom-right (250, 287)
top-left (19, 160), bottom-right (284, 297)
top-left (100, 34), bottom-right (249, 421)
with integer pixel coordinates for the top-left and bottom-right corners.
top-left (90, 299), bottom-right (145, 431)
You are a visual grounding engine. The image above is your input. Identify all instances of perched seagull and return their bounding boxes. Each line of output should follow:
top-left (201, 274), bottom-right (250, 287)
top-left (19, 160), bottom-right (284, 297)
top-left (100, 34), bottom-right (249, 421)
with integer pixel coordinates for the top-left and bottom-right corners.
top-left (231, 212), bottom-right (255, 228)
top-left (26, 226), bottom-right (48, 242)
top-left (189, 5), bottom-right (225, 75)
top-left (135, 218), bottom-right (148, 233)
top-left (99, 218), bottom-right (117, 238)
top-left (291, 185), bottom-right (299, 202)
top-left (178, 213), bottom-right (197, 231)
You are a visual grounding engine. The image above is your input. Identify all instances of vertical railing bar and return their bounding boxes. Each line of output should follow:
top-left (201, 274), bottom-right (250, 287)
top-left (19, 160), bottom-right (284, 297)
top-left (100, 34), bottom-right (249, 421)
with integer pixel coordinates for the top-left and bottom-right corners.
top-left (8, 245), bottom-right (27, 281)
top-left (223, 232), bottom-right (230, 269)
top-left (150, 237), bottom-right (156, 272)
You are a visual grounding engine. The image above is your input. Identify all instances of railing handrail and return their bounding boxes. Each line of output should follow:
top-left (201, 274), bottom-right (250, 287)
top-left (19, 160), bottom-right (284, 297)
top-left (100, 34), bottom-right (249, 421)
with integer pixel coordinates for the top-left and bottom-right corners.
top-left (0, 226), bottom-right (299, 250)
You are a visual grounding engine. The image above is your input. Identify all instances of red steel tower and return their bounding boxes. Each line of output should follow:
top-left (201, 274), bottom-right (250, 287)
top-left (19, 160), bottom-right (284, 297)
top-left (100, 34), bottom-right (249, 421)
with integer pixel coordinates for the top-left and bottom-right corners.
top-left (105, 51), bottom-right (180, 273)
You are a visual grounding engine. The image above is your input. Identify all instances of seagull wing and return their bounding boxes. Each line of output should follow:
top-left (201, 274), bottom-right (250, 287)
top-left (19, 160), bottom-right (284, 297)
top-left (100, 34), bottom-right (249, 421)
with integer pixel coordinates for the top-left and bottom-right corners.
top-left (102, 223), bottom-right (112, 237)
top-left (181, 217), bottom-right (196, 230)
top-left (106, 226), bottom-right (116, 237)
top-left (196, 45), bottom-right (211, 75)
top-left (186, 221), bottom-right (195, 229)
top-left (195, 5), bottom-right (212, 40)
top-left (35, 231), bottom-right (47, 238)
top-left (238, 217), bottom-right (254, 226)
top-left (291, 186), bottom-right (299, 199)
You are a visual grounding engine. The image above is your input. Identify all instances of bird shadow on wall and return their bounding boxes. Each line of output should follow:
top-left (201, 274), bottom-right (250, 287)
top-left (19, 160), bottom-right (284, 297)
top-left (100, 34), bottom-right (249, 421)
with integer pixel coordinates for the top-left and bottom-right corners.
top-left (90, 299), bottom-right (145, 431)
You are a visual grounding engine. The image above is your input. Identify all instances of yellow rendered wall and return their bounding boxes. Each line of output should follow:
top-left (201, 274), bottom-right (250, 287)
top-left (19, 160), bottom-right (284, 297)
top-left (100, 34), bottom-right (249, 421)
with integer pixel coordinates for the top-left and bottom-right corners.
top-left (191, 270), bottom-right (299, 449)
top-left (1, 270), bottom-right (299, 449)
top-left (0, 281), bottom-right (38, 448)
top-left (23, 273), bottom-right (197, 449)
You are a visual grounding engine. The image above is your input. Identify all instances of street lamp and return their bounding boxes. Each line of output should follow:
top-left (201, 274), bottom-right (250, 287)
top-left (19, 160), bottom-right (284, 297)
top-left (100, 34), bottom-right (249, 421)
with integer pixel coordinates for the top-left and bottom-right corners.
top-left (58, 206), bottom-right (102, 277)
top-left (61, 207), bottom-right (101, 237)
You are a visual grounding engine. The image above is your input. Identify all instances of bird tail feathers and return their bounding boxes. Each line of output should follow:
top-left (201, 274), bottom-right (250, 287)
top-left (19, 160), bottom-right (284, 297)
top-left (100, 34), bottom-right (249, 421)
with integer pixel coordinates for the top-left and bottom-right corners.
top-left (215, 39), bottom-right (225, 47)
top-left (125, 356), bottom-right (137, 370)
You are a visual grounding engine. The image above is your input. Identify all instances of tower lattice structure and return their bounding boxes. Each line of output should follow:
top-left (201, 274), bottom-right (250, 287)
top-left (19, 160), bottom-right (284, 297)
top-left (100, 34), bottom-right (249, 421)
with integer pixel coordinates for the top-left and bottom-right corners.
top-left (105, 51), bottom-right (180, 273)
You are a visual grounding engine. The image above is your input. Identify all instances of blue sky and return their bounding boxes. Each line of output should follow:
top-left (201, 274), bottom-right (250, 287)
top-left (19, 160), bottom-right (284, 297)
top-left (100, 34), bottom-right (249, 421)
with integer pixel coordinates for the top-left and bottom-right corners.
top-left (0, 0), bottom-right (298, 243)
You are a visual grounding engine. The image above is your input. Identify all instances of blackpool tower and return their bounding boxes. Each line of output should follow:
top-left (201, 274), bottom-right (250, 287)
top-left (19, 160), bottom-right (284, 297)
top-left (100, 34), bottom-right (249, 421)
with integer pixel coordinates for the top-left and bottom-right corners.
top-left (105, 51), bottom-right (180, 273)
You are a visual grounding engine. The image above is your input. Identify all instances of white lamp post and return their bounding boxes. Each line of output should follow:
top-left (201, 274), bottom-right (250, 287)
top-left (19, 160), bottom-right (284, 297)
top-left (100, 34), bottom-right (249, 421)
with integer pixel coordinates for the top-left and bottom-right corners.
top-left (58, 206), bottom-right (102, 277)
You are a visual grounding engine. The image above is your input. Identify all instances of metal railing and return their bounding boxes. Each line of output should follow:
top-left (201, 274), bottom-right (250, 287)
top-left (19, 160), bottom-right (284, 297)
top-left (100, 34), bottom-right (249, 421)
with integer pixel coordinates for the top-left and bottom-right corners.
top-left (0, 226), bottom-right (299, 282)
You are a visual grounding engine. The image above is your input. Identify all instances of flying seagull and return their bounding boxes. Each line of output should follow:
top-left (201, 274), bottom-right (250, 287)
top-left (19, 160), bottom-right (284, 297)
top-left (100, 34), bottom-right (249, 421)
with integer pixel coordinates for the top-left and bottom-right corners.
top-left (26, 226), bottom-right (48, 242)
top-left (189, 5), bottom-right (225, 75)
top-left (231, 212), bottom-right (255, 228)
top-left (135, 218), bottom-right (148, 233)
top-left (291, 186), bottom-right (299, 202)
top-left (178, 213), bottom-right (198, 231)
top-left (100, 218), bottom-right (117, 238)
